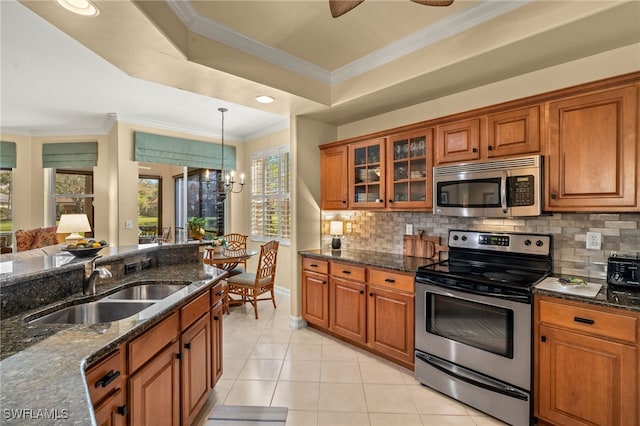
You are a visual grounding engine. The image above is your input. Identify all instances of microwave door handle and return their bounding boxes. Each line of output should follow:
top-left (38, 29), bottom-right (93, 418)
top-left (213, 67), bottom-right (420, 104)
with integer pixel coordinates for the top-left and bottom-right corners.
top-left (501, 171), bottom-right (508, 214)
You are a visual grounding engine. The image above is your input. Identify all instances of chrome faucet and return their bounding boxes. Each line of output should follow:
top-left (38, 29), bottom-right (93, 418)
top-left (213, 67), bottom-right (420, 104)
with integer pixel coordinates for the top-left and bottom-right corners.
top-left (83, 255), bottom-right (112, 296)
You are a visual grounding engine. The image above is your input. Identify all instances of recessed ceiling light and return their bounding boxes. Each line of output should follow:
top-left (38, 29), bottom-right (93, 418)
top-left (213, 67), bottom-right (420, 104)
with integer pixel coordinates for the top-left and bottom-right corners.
top-left (55, 0), bottom-right (100, 17)
top-left (255, 95), bottom-right (275, 104)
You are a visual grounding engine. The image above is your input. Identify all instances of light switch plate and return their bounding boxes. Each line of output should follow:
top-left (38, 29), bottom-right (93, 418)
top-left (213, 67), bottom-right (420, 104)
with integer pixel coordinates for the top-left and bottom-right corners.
top-left (125, 220), bottom-right (133, 230)
top-left (405, 224), bottom-right (413, 235)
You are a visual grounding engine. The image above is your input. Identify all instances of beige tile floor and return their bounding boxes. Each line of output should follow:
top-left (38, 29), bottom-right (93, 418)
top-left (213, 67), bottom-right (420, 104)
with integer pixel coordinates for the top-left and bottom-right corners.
top-left (195, 293), bottom-right (509, 426)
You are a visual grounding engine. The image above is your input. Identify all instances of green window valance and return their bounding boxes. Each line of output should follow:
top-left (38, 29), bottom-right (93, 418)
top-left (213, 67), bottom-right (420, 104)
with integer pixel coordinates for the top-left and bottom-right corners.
top-left (42, 142), bottom-right (98, 168)
top-left (0, 141), bottom-right (17, 169)
top-left (134, 131), bottom-right (236, 170)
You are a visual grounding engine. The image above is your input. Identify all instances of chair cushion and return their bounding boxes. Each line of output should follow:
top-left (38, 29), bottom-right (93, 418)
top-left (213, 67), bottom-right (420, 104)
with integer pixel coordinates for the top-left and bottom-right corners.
top-left (227, 273), bottom-right (273, 287)
top-left (227, 266), bottom-right (244, 277)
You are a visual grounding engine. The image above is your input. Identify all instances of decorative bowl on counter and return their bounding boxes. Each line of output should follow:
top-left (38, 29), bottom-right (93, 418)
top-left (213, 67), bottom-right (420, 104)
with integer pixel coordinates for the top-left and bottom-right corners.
top-left (62, 240), bottom-right (108, 257)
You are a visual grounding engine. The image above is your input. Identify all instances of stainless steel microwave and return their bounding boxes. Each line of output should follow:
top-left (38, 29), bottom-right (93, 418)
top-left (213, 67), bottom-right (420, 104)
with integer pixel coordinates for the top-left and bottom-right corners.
top-left (433, 154), bottom-right (543, 218)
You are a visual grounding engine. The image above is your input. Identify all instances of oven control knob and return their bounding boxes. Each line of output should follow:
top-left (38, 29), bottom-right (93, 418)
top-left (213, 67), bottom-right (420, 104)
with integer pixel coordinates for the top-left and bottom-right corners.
top-left (453, 235), bottom-right (459, 241)
top-left (536, 240), bottom-right (544, 247)
top-left (524, 239), bottom-right (532, 246)
top-left (461, 235), bottom-right (467, 241)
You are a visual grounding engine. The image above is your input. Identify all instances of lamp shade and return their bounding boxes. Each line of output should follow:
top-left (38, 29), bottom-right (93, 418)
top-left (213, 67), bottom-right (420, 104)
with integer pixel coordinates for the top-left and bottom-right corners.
top-left (329, 220), bottom-right (343, 236)
top-left (57, 214), bottom-right (91, 242)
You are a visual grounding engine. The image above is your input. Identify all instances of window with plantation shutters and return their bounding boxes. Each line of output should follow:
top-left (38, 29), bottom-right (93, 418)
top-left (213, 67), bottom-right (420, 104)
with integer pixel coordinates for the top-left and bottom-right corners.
top-left (250, 146), bottom-right (290, 245)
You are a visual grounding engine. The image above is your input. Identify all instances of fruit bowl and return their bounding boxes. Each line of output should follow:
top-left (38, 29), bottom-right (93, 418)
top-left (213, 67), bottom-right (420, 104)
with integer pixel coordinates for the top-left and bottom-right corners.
top-left (63, 242), bottom-right (108, 258)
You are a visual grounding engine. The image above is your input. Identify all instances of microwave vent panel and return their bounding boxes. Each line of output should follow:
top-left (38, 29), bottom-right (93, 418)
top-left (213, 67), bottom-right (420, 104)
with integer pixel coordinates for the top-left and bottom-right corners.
top-left (433, 155), bottom-right (541, 175)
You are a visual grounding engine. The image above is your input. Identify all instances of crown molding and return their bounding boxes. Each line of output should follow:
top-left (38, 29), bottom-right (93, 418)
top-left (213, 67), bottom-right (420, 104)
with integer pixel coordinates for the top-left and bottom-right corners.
top-left (166, 0), bottom-right (530, 85)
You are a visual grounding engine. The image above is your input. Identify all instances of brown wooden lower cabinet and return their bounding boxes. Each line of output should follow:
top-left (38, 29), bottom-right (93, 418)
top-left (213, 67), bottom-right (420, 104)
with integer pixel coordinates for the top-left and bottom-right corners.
top-left (301, 255), bottom-right (415, 369)
top-left (329, 277), bottom-right (367, 344)
top-left (86, 286), bottom-right (224, 426)
top-left (129, 341), bottom-right (181, 426)
top-left (367, 285), bottom-right (414, 366)
top-left (181, 312), bottom-right (211, 425)
top-left (535, 295), bottom-right (639, 426)
top-left (93, 387), bottom-right (126, 426)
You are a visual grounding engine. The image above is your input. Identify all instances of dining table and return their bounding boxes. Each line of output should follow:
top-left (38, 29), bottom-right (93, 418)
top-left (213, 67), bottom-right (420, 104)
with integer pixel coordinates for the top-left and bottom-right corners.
top-left (203, 246), bottom-right (258, 274)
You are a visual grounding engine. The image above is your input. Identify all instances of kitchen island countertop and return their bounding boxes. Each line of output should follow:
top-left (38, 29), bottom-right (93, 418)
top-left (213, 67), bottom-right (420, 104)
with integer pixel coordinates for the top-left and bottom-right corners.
top-left (0, 261), bottom-right (225, 425)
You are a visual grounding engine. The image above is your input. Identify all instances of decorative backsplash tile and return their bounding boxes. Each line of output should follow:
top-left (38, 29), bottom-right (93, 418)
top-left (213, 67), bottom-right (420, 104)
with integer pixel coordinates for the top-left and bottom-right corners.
top-left (321, 211), bottom-right (640, 280)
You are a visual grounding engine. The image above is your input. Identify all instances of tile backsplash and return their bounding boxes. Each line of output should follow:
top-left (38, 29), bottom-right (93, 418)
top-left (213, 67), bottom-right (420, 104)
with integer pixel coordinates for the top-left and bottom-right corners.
top-left (321, 211), bottom-right (640, 280)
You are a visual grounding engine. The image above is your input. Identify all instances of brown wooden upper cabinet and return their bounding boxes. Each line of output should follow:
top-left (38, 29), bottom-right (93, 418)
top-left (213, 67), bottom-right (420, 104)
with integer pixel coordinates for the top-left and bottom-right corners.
top-left (386, 129), bottom-right (433, 209)
top-left (348, 138), bottom-right (387, 208)
top-left (546, 85), bottom-right (638, 211)
top-left (320, 145), bottom-right (348, 210)
top-left (487, 105), bottom-right (541, 158)
top-left (436, 106), bottom-right (541, 165)
top-left (435, 118), bottom-right (482, 164)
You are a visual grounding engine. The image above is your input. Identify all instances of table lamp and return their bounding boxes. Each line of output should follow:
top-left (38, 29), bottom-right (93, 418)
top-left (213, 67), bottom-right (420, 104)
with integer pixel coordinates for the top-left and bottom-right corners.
top-left (57, 214), bottom-right (92, 243)
top-left (330, 220), bottom-right (344, 250)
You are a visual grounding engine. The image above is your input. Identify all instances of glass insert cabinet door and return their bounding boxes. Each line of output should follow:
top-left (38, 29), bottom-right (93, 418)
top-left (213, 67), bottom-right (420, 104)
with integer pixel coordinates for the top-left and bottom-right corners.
top-left (388, 129), bottom-right (433, 208)
top-left (349, 138), bottom-right (386, 207)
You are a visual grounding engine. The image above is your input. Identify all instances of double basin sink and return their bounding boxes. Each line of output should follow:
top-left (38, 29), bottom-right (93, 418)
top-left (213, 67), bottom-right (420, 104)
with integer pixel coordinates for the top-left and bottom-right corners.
top-left (27, 282), bottom-right (190, 325)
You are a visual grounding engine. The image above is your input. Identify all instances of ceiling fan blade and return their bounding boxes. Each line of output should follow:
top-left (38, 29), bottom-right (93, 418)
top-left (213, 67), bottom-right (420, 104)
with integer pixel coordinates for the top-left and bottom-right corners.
top-left (329, 0), bottom-right (365, 18)
top-left (411, 0), bottom-right (454, 6)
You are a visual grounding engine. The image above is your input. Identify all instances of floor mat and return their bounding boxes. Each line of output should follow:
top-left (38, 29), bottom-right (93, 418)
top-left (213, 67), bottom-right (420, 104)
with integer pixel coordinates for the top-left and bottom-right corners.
top-left (208, 405), bottom-right (288, 425)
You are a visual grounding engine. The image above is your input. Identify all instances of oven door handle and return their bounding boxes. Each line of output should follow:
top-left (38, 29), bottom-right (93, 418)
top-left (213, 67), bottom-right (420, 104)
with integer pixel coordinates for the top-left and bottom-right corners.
top-left (416, 352), bottom-right (528, 401)
top-left (416, 276), bottom-right (531, 303)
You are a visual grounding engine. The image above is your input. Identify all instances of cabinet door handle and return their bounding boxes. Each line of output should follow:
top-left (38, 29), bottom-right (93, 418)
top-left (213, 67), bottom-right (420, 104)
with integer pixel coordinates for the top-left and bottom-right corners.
top-left (216, 290), bottom-right (224, 296)
top-left (176, 353), bottom-right (182, 360)
top-left (472, 148), bottom-right (477, 153)
top-left (541, 336), bottom-right (546, 343)
top-left (384, 278), bottom-right (395, 283)
top-left (310, 263), bottom-right (318, 267)
top-left (342, 270), bottom-right (351, 274)
top-left (574, 316), bottom-right (595, 325)
top-left (184, 342), bottom-right (191, 350)
top-left (214, 315), bottom-right (220, 321)
top-left (117, 405), bottom-right (128, 417)
top-left (359, 290), bottom-right (364, 294)
top-left (551, 194), bottom-right (557, 200)
top-left (389, 199), bottom-right (394, 203)
top-left (322, 280), bottom-right (327, 284)
top-left (95, 370), bottom-right (120, 388)
top-left (369, 292), bottom-right (373, 297)
top-left (487, 145), bottom-right (493, 151)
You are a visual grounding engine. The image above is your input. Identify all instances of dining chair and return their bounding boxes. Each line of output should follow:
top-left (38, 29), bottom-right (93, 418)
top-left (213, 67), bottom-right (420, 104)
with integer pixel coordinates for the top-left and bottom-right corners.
top-left (223, 233), bottom-right (248, 276)
top-left (153, 226), bottom-right (171, 243)
top-left (226, 240), bottom-right (279, 319)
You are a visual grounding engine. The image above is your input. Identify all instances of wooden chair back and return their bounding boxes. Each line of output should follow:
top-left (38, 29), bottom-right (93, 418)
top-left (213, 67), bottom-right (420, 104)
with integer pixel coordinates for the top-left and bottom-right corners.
top-left (255, 240), bottom-right (279, 286)
top-left (224, 233), bottom-right (248, 251)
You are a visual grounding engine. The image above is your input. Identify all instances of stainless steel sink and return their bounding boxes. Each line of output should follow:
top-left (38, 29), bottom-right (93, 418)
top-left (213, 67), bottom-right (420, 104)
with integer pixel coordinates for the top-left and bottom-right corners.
top-left (106, 284), bottom-right (188, 300)
top-left (29, 301), bottom-right (155, 324)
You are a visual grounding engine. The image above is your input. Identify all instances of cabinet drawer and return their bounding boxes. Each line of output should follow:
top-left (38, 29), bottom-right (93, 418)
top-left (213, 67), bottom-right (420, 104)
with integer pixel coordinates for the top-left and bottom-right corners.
top-left (128, 312), bottom-right (179, 373)
top-left (331, 262), bottom-right (366, 282)
top-left (303, 257), bottom-right (328, 275)
top-left (539, 298), bottom-right (638, 344)
top-left (181, 291), bottom-right (210, 331)
top-left (86, 348), bottom-right (125, 405)
top-left (369, 269), bottom-right (414, 293)
top-left (210, 281), bottom-right (225, 306)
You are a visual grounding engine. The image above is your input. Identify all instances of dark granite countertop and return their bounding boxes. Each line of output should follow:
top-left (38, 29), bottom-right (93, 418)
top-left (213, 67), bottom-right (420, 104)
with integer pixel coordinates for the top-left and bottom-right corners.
top-left (0, 261), bottom-right (226, 425)
top-left (299, 249), bottom-right (640, 312)
top-left (299, 249), bottom-right (441, 273)
top-left (533, 275), bottom-right (640, 313)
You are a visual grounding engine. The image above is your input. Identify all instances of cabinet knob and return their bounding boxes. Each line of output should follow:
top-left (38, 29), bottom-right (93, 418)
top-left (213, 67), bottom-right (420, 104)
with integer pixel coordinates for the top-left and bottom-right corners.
top-left (322, 280), bottom-right (327, 284)
top-left (472, 148), bottom-right (477, 153)
top-left (389, 199), bottom-right (393, 203)
top-left (117, 405), bottom-right (128, 417)
top-left (487, 145), bottom-right (493, 151)
top-left (184, 342), bottom-right (191, 350)
top-left (369, 292), bottom-right (373, 297)
top-left (342, 200), bottom-right (347, 204)
top-left (359, 290), bottom-right (364, 294)
top-left (541, 336), bottom-right (546, 343)
top-left (214, 315), bottom-right (220, 321)
top-left (551, 194), bottom-right (557, 199)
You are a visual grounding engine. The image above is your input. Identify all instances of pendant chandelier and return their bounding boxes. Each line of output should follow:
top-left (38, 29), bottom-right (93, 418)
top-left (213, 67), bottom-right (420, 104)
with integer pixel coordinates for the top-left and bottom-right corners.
top-left (217, 107), bottom-right (244, 202)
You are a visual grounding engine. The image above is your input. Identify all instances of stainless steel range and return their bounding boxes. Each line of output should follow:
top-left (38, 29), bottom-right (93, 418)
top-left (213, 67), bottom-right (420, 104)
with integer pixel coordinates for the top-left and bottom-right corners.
top-left (414, 230), bottom-right (552, 426)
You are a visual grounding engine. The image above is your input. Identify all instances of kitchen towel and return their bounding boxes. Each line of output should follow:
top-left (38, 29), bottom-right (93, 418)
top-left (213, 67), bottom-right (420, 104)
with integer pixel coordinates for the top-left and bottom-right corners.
top-left (535, 277), bottom-right (603, 298)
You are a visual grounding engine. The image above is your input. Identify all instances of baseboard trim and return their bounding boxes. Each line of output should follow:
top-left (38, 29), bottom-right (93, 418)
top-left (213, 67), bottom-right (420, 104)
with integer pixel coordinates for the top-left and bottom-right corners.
top-left (289, 315), bottom-right (307, 330)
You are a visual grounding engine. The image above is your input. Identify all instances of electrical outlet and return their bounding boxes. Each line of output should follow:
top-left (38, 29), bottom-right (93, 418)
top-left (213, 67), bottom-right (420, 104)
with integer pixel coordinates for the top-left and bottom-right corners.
top-left (125, 220), bottom-right (132, 230)
top-left (405, 224), bottom-right (413, 235)
top-left (586, 232), bottom-right (602, 250)
top-left (346, 222), bottom-right (352, 233)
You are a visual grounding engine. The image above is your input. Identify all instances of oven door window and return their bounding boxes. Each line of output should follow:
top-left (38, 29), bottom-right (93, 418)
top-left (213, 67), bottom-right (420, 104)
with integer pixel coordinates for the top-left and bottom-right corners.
top-left (437, 178), bottom-right (501, 208)
top-left (426, 292), bottom-right (514, 358)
